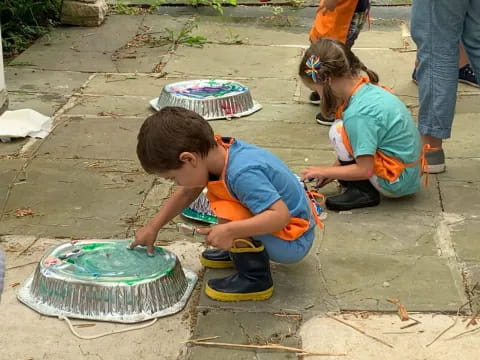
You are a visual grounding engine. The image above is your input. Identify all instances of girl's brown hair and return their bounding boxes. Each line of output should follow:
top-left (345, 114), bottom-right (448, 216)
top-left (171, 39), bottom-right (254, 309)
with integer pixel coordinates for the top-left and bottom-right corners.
top-left (299, 38), bottom-right (379, 117)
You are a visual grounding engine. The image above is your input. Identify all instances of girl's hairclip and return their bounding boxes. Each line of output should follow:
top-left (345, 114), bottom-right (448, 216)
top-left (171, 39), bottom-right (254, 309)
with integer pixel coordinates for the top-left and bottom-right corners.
top-left (305, 55), bottom-right (323, 82)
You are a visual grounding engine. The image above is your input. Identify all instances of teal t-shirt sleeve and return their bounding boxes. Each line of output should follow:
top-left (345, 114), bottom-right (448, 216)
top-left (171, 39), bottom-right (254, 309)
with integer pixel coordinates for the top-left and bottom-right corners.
top-left (345, 113), bottom-right (379, 158)
top-left (228, 167), bottom-right (281, 215)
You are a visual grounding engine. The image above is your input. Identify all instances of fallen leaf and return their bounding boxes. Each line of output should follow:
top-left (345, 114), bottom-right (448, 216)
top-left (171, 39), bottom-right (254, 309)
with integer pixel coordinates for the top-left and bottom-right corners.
top-left (397, 303), bottom-right (409, 321)
top-left (15, 208), bottom-right (34, 217)
top-left (10, 282), bottom-right (21, 287)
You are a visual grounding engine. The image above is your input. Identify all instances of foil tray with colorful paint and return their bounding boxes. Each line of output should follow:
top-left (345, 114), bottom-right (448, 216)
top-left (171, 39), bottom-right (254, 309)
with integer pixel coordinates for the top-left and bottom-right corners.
top-left (150, 79), bottom-right (262, 120)
top-left (181, 189), bottom-right (218, 224)
top-left (17, 240), bottom-right (197, 323)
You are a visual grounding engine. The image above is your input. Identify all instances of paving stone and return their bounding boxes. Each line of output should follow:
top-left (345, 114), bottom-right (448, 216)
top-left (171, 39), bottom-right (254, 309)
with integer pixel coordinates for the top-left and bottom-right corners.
top-left (67, 94), bottom-right (153, 117)
top-left (0, 158), bottom-right (152, 238)
top-left (37, 116), bottom-right (144, 161)
top-left (163, 44), bottom-right (303, 79)
top-left (210, 118), bottom-right (327, 150)
top-left (7, 92), bottom-right (67, 117)
top-left (319, 251), bottom-right (463, 311)
top-left (0, 139), bottom-right (29, 157)
top-left (0, 159), bottom-right (25, 213)
top-left (321, 211), bottom-right (438, 257)
top-left (84, 74), bottom-right (299, 103)
top-left (443, 113), bottom-right (480, 158)
top-left (5, 68), bottom-right (89, 94)
top-left (449, 219), bottom-right (480, 262)
top-left (439, 182), bottom-right (480, 219)
top-left (187, 310), bottom-right (301, 360)
top-left (195, 22), bottom-right (307, 46)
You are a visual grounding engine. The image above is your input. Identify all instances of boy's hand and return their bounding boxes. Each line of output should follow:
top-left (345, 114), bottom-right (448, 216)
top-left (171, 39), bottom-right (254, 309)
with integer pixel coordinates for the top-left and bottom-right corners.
top-left (129, 225), bottom-right (158, 255)
top-left (197, 224), bottom-right (235, 251)
top-left (318, 0), bottom-right (338, 15)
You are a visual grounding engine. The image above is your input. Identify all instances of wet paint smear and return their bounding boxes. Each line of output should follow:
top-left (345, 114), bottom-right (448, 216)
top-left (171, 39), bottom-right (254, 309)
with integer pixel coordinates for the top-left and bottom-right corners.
top-left (44, 240), bottom-right (175, 284)
top-left (168, 80), bottom-right (247, 99)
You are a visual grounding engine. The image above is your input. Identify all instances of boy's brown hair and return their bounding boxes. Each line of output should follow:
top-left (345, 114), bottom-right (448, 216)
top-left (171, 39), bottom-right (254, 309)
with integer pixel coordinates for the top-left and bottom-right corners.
top-left (137, 106), bottom-right (217, 173)
top-left (299, 38), bottom-right (379, 117)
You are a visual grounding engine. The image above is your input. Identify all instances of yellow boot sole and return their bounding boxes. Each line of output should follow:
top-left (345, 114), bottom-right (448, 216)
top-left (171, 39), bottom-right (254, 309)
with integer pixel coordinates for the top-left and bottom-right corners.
top-left (199, 255), bottom-right (234, 269)
top-left (205, 283), bottom-right (273, 301)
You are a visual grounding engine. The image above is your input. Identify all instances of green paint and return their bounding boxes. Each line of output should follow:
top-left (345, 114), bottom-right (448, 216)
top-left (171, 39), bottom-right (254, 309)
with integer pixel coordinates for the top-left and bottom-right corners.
top-left (48, 240), bottom-right (176, 285)
top-left (81, 243), bottom-right (109, 251)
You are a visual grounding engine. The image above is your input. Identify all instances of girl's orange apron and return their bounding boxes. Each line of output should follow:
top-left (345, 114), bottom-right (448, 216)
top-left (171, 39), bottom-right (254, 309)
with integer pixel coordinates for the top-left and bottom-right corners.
top-left (206, 136), bottom-right (323, 242)
top-left (335, 77), bottom-right (428, 183)
top-left (310, 0), bottom-right (358, 44)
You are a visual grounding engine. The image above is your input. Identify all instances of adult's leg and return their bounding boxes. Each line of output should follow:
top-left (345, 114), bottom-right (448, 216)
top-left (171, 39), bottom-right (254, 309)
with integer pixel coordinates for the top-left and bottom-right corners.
top-left (411, 0), bottom-right (467, 143)
top-left (462, 1), bottom-right (480, 78)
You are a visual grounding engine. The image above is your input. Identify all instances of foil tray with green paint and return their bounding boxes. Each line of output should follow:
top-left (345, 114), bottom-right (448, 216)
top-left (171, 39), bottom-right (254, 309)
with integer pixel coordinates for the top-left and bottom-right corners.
top-left (181, 189), bottom-right (218, 225)
top-left (17, 240), bottom-right (197, 323)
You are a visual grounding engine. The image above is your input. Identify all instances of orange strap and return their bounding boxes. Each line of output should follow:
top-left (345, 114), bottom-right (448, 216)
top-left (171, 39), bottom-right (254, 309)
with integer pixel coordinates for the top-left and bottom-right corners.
top-left (336, 77), bottom-right (428, 185)
top-left (206, 136), bottom-right (322, 241)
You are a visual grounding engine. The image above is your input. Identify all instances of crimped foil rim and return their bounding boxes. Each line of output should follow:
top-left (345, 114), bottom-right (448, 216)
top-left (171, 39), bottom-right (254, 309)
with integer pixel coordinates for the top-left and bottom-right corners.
top-left (150, 97), bottom-right (262, 120)
top-left (17, 269), bottom-right (197, 324)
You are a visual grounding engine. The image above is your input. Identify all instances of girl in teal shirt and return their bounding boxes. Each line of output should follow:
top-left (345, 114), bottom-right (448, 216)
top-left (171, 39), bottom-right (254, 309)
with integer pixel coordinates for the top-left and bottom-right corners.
top-left (298, 38), bottom-right (423, 211)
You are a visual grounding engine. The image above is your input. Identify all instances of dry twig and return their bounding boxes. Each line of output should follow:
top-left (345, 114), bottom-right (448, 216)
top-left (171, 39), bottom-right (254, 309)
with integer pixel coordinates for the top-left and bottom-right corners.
top-left (186, 339), bottom-right (346, 356)
top-left (326, 313), bottom-right (394, 349)
top-left (425, 297), bottom-right (480, 347)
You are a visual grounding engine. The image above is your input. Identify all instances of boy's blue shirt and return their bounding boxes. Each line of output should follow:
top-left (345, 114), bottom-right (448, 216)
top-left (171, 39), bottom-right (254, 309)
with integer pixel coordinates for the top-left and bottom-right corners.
top-left (223, 138), bottom-right (316, 242)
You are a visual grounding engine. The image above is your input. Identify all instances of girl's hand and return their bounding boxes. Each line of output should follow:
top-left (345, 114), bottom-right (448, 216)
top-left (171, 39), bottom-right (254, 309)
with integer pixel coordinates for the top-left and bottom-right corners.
top-left (315, 177), bottom-right (335, 188)
top-left (197, 224), bottom-right (235, 250)
top-left (301, 166), bottom-right (327, 181)
top-left (318, 0), bottom-right (338, 14)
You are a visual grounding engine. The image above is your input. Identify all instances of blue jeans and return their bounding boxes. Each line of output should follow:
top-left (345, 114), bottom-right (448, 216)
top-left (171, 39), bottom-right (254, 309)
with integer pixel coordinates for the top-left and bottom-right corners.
top-left (254, 226), bottom-right (315, 264)
top-left (411, 0), bottom-right (480, 139)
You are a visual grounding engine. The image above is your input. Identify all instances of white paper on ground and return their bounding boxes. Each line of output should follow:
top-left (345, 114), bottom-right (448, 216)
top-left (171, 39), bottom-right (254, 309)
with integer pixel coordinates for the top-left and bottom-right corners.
top-left (0, 109), bottom-right (52, 142)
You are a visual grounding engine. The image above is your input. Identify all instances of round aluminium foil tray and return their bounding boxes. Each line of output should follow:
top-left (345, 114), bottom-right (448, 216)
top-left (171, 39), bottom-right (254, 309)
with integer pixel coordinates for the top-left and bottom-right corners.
top-left (181, 189), bottom-right (218, 224)
top-left (150, 79), bottom-right (262, 120)
top-left (17, 240), bottom-right (197, 323)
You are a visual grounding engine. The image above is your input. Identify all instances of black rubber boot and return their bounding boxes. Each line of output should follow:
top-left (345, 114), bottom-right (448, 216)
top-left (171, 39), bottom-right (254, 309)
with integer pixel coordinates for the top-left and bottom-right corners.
top-left (326, 180), bottom-right (380, 211)
top-left (205, 239), bottom-right (273, 301)
top-left (200, 249), bottom-right (233, 269)
top-left (326, 159), bottom-right (380, 211)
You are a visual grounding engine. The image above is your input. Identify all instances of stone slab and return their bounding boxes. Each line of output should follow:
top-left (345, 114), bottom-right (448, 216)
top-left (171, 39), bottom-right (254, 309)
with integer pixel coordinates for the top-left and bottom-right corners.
top-left (114, 46), bottom-right (171, 73)
top-left (7, 92), bottom-right (67, 117)
top-left (198, 234), bottom-right (339, 313)
top-left (0, 158), bottom-right (152, 238)
top-left (300, 313), bottom-right (480, 360)
top-left (0, 239), bottom-right (202, 360)
top-left (84, 74), bottom-right (299, 103)
top-left (352, 29), bottom-right (404, 49)
top-left (0, 139), bottom-right (28, 157)
top-left (187, 310), bottom-right (302, 360)
top-left (443, 113), bottom-right (480, 158)
top-left (195, 22), bottom-right (307, 46)
top-left (0, 159), bottom-right (24, 213)
top-left (321, 211), bottom-right (438, 257)
top-left (10, 48), bottom-right (117, 73)
top-left (37, 116), bottom-right (144, 161)
top-left (439, 182), bottom-right (480, 219)
top-left (42, 15), bottom-right (145, 53)
top-left (436, 158), bottom-right (480, 183)
top-left (163, 44), bottom-right (303, 79)
top-left (210, 118), bottom-right (328, 150)
top-left (449, 219), bottom-right (480, 262)
top-left (319, 251), bottom-right (463, 311)
top-left (5, 68), bottom-right (89, 95)
top-left (67, 94), bottom-right (153, 117)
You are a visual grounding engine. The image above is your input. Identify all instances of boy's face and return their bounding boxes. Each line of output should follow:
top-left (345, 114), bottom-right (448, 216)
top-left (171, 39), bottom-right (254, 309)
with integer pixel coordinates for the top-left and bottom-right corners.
top-left (159, 152), bottom-right (209, 188)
